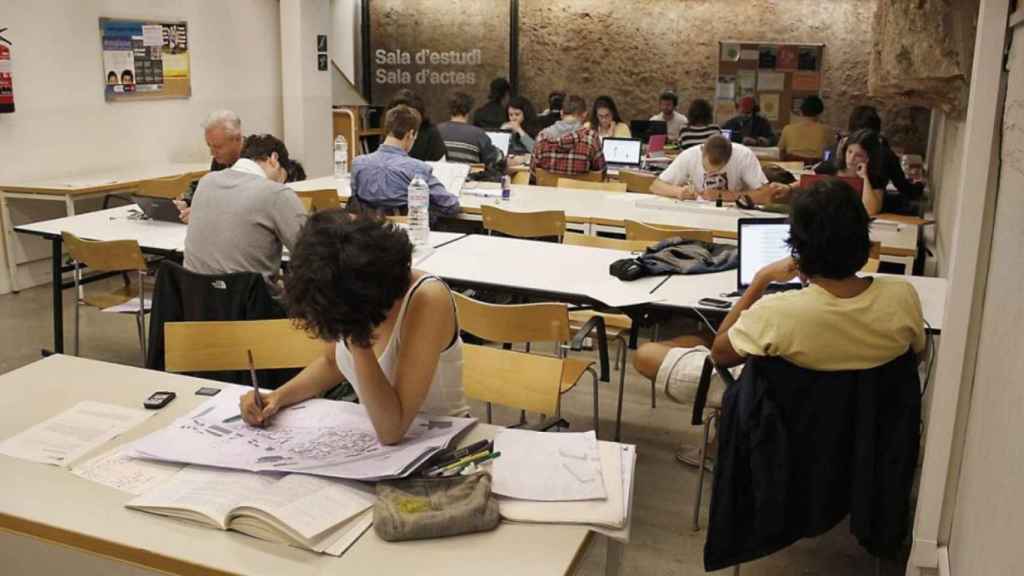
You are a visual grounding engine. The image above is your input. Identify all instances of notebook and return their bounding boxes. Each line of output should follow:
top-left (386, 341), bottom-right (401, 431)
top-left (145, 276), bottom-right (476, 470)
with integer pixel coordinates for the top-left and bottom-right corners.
top-left (425, 161), bottom-right (471, 196)
top-left (602, 138), bottom-right (643, 171)
top-left (737, 218), bottom-right (801, 291)
top-left (127, 465), bottom-right (375, 554)
top-left (485, 130), bottom-right (512, 156)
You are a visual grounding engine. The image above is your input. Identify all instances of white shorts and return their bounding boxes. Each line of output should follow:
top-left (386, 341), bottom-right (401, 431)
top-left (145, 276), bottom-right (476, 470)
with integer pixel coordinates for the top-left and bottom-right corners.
top-left (656, 345), bottom-right (732, 405)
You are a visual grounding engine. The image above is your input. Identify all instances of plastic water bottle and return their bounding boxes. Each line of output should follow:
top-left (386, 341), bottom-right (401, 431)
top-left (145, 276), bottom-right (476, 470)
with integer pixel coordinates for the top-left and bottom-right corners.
top-left (501, 175), bottom-right (511, 202)
top-left (333, 135), bottom-right (349, 179)
top-left (407, 174), bottom-right (430, 247)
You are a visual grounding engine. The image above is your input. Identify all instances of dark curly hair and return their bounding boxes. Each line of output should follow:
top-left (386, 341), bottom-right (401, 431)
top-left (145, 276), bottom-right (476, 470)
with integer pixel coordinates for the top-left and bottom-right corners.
top-left (787, 178), bottom-right (871, 279)
top-left (285, 211), bottom-right (413, 347)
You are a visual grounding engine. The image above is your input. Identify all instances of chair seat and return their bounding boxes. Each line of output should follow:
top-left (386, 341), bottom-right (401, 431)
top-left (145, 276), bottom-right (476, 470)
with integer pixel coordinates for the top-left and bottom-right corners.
top-left (568, 310), bottom-right (632, 336)
top-left (82, 286), bottom-right (141, 310)
top-left (560, 357), bottom-right (596, 393)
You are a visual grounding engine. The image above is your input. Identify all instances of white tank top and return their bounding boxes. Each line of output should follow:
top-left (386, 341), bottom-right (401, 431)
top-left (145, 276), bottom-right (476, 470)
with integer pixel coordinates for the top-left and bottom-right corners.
top-left (335, 275), bottom-right (468, 417)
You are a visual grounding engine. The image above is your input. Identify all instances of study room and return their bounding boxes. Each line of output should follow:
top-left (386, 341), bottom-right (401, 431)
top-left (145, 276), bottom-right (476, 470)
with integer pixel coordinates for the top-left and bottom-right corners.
top-left (0, 1), bottom-right (1020, 575)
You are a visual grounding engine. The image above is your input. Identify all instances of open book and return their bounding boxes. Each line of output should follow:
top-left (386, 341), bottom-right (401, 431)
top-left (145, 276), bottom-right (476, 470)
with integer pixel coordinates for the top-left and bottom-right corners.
top-left (127, 465), bottom-right (375, 555)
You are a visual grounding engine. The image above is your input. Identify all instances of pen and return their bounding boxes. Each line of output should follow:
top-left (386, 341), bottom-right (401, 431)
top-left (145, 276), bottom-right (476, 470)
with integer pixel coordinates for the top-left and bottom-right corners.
top-left (450, 451), bottom-right (502, 477)
top-left (429, 449), bottom-right (493, 477)
top-left (423, 439), bottom-right (490, 474)
top-left (248, 349), bottom-right (263, 411)
top-left (649, 275), bottom-right (671, 294)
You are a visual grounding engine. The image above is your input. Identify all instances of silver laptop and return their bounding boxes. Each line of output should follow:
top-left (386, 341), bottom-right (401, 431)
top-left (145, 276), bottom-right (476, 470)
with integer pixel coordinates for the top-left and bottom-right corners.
top-left (602, 137), bottom-right (643, 171)
top-left (486, 130), bottom-right (512, 156)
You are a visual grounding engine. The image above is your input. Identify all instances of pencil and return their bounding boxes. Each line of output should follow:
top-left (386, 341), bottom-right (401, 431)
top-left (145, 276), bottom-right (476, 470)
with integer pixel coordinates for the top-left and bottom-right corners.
top-left (248, 349), bottom-right (263, 411)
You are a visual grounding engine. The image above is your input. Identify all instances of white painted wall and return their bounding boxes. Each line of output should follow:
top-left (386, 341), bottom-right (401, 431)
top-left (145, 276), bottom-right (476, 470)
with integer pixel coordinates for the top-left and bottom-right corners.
top-left (947, 20), bottom-right (1024, 575)
top-left (331, 0), bottom-right (360, 82)
top-left (928, 113), bottom-right (967, 276)
top-left (280, 0), bottom-right (332, 178)
top-left (0, 0), bottom-right (283, 294)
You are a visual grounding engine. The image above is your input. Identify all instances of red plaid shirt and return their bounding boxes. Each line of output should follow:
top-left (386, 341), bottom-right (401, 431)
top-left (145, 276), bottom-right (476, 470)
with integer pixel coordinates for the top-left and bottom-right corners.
top-left (531, 124), bottom-right (607, 178)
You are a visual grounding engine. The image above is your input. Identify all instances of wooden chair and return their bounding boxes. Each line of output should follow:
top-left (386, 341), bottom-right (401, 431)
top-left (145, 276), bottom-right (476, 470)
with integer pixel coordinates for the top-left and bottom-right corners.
top-left (454, 292), bottom-right (610, 435)
top-left (481, 205), bottom-right (566, 241)
top-left (137, 173), bottom-right (195, 199)
top-left (619, 170), bottom-right (657, 194)
top-left (534, 167), bottom-right (603, 187)
top-left (861, 241), bottom-right (882, 273)
top-left (562, 232), bottom-right (651, 253)
top-left (299, 196), bottom-right (314, 213)
top-left (163, 319), bottom-right (324, 374)
top-left (296, 189), bottom-right (341, 213)
top-left (511, 171), bottom-right (531, 186)
top-left (624, 220), bottom-right (715, 243)
top-left (556, 178), bottom-right (627, 192)
top-left (62, 232), bottom-right (149, 364)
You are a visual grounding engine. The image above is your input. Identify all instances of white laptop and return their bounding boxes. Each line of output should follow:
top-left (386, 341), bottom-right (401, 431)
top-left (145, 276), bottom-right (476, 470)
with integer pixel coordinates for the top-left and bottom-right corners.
top-left (486, 131), bottom-right (512, 156)
top-left (737, 218), bottom-right (802, 291)
top-left (602, 137), bottom-right (643, 171)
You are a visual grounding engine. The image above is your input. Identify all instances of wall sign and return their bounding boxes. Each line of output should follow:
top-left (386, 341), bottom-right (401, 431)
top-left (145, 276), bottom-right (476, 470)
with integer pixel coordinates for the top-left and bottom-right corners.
top-left (100, 18), bottom-right (191, 102)
top-left (0, 27), bottom-right (13, 114)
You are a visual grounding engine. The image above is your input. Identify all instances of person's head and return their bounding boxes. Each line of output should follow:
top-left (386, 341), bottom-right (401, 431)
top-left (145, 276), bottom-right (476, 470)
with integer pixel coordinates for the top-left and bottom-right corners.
top-left (848, 105), bottom-right (882, 133)
top-left (561, 94), bottom-right (587, 121)
top-left (239, 134), bottom-right (290, 183)
top-left (701, 134), bottom-right (733, 173)
top-left (285, 211), bottom-right (413, 348)
top-left (738, 96), bottom-right (758, 116)
top-left (383, 104), bottom-right (422, 151)
top-left (686, 98), bottom-right (714, 127)
top-left (448, 92), bottom-right (474, 120)
top-left (284, 159), bottom-right (306, 183)
top-left (507, 95), bottom-right (537, 128)
top-left (799, 95), bottom-right (825, 119)
top-left (591, 95), bottom-right (623, 131)
top-left (838, 129), bottom-right (882, 174)
top-left (787, 179), bottom-right (871, 280)
top-left (107, 71), bottom-right (118, 85)
top-left (658, 90), bottom-right (678, 117)
top-left (488, 77), bottom-right (512, 105)
top-left (120, 70), bottom-right (134, 85)
top-left (202, 110), bottom-right (243, 167)
top-left (388, 89), bottom-right (429, 126)
top-left (547, 91), bottom-right (566, 113)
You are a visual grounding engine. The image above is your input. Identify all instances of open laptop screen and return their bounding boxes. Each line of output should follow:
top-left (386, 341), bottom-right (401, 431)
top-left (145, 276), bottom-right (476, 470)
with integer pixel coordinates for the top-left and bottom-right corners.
top-left (737, 218), bottom-right (800, 290)
top-left (486, 131), bottom-right (512, 156)
top-left (602, 138), bottom-right (642, 166)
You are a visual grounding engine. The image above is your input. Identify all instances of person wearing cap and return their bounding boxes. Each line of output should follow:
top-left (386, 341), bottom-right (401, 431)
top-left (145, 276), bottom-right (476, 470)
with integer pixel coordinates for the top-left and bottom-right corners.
top-left (778, 95), bottom-right (836, 161)
top-left (650, 90), bottom-right (689, 141)
top-left (722, 96), bottom-right (775, 147)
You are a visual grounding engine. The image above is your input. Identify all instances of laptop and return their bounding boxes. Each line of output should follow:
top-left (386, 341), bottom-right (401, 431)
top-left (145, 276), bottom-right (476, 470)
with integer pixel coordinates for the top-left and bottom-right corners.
top-left (132, 195), bottom-right (184, 223)
top-left (628, 120), bottom-right (667, 143)
top-left (486, 130), bottom-right (512, 156)
top-left (602, 137), bottom-right (643, 171)
top-left (647, 134), bottom-right (667, 153)
top-left (798, 174), bottom-right (864, 195)
top-left (737, 218), bottom-right (802, 291)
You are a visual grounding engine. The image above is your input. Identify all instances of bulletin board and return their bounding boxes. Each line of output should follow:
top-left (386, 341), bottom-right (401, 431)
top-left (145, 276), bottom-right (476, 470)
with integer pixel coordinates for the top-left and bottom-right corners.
top-left (715, 41), bottom-right (824, 128)
top-left (100, 18), bottom-right (191, 102)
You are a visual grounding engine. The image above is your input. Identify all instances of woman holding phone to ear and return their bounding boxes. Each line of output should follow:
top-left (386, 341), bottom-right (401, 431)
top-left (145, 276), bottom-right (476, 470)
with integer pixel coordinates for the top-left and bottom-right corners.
top-left (834, 129), bottom-right (886, 216)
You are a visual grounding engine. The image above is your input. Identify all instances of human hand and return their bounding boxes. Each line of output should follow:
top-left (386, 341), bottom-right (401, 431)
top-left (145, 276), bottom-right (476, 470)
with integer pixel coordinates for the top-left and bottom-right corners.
top-left (856, 160), bottom-right (870, 180)
top-left (173, 200), bottom-right (191, 224)
top-left (767, 182), bottom-right (792, 203)
top-left (754, 257), bottom-right (799, 286)
top-left (742, 137), bottom-right (757, 146)
top-left (501, 120), bottom-right (522, 134)
top-left (757, 137), bottom-right (771, 146)
top-left (239, 390), bottom-right (281, 427)
top-left (677, 185), bottom-right (695, 201)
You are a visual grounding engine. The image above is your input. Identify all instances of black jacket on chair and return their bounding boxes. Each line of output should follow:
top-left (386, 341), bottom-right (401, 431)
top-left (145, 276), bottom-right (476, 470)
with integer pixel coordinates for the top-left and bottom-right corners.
top-left (704, 352), bottom-right (921, 571)
top-left (146, 261), bottom-right (291, 386)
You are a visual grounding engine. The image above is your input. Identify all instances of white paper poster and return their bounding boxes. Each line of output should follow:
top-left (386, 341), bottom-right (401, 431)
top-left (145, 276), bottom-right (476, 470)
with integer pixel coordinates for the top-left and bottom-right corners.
top-left (715, 75), bottom-right (736, 100)
top-left (757, 71), bottom-right (786, 92)
top-left (760, 93), bottom-right (780, 122)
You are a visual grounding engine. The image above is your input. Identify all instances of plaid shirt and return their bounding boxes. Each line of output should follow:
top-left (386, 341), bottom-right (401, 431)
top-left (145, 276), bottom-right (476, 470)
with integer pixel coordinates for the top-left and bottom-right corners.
top-left (531, 122), bottom-right (606, 178)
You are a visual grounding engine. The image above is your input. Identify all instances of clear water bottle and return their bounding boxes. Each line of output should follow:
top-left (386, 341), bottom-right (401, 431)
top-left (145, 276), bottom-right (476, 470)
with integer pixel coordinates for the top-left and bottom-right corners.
top-left (407, 174), bottom-right (430, 247)
top-left (333, 135), bottom-right (349, 179)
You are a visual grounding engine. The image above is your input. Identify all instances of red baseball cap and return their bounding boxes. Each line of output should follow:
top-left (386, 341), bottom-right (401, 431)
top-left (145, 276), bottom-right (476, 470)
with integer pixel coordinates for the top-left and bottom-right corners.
top-left (738, 96), bottom-right (756, 113)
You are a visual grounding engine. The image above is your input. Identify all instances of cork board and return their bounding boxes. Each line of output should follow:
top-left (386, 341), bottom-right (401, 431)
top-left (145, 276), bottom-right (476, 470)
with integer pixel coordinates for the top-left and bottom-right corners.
top-left (100, 18), bottom-right (191, 102)
top-left (716, 41), bottom-right (824, 128)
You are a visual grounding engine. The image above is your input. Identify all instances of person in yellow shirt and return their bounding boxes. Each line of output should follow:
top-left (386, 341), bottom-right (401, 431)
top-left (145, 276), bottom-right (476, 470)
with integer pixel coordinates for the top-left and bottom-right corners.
top-left (585, 95), bottom-right (631, 139)
top-left (777, 96), bottom-right (837, 162)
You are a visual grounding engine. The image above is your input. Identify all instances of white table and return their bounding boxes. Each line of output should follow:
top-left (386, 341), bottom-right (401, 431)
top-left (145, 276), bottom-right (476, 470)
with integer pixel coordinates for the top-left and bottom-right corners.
top-left (0, 355), bottom-right (625, 576)
top-left (0, 162), bottom-right (210, 293)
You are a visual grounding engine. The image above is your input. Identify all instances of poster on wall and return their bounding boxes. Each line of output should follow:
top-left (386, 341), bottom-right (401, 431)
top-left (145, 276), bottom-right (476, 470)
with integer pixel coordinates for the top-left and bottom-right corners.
top-left (100, 18), bottom-right (190, 102)
top-left (791, 71), bottom-right (820, 91)
top-left (720, 43), bottom-right (740, 62)
top-left (776, 46), bottom-right (798, 70)
top-left (798, 47), bottom-right (819, 71)
top-left (757, 71), bottom-right (786, 92)
top-left (760, 93), bottom-right (780, 122)
top-left (715, 75), bottom-right (736, 100)
top-left (737, 70), bottom-right (757, 97)
top-left (758, 47), bottom-right (777, 69)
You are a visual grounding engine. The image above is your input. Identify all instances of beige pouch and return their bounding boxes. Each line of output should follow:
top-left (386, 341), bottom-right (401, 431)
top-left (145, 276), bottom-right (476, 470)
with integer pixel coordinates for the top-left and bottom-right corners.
top-left (374, 472), bottom-right (500, 542)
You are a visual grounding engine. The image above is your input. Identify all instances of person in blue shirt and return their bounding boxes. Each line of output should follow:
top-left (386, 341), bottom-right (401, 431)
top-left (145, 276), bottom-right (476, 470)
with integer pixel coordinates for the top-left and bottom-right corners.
top-left (349, 105), bottom-right (461, 222)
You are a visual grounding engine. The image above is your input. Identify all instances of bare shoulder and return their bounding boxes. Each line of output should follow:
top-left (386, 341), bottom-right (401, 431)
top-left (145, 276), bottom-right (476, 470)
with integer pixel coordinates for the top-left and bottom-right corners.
top-left (407, 277), bottom-right (455, 316)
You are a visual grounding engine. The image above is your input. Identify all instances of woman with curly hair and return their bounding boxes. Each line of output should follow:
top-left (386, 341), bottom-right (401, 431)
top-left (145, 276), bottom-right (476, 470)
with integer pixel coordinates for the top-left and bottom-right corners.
top-left (239, 211), bottom-right (467, 444)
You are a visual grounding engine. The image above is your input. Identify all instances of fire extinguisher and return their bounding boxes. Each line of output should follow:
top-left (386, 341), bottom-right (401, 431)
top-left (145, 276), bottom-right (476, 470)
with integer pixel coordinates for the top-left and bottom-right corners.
top-left (0, 27), bottom-right (13, 114)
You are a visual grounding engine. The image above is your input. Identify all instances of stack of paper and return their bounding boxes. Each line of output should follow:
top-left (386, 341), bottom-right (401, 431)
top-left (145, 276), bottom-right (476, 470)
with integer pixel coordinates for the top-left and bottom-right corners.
top-left (128, 385), bottom-right (476, 481)
top-left (491, 429), bottom-right (636, 530)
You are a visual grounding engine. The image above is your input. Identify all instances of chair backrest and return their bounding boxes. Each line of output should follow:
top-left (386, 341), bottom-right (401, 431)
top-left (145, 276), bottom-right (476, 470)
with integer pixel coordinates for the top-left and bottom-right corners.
top-left (453, 292), bottom-right (570, 344)
top-left (511, 170), bottom-right (531, 185)
top-left (61, 232), bottom-right (146, 272)
top-left (463, 344), bottom-right (562, 415)
top-left (861, 241), bottom-right (882, 273)
top-left (624, 220), bottom-right (714, 243)
top-left (137, 173), bottom-right (195, 199)
top-left (619, 170), bottom-right (657, 194)
top-left (534, 167), bottom-right (603, 187)
top-left (480, 205), bottom-right (566, 240)
top-left (563, 232), bottom-right (652, 252)
top-left (296, 189), bottom-right (341, 212)
top-left (556, 178), bottom-right (627, 192)
top-left (164, 319), bottom-right (324, 373)
top-left (299, 196), bottom-right (314, 213)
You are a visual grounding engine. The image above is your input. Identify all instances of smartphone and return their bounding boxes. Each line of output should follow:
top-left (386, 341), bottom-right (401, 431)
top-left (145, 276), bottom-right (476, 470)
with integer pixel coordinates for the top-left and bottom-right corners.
top-left (144, 391), bottom-right (176, 410)
top-left (698, 297), bottom-right (732, 309)
top-left (195, 387), bottom-right (221, 397)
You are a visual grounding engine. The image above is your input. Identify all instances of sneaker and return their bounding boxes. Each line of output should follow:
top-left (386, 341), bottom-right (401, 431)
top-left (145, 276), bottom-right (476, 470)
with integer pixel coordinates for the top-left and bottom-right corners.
top-left (676, 444), bottom-right (715, 472)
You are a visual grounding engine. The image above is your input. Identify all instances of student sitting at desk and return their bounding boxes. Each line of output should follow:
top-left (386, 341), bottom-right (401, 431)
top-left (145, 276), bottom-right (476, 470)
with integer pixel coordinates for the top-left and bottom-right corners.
top-left (676, 98), bottom-right (722, 150)
top-left (184, 134), bottom-right (307, 295)
top-left (777, 95), bottom-right (836, 162)
top-left (829, 129), bottom-right (886, 216)
top-left (349, 105), bottom-right (460, 222)
top-left (437, 92), bottom-right (504, 169)
top-left (388, 89), bottom-right (447, 162)
top-left (650, 90), bottom-right (689, 141)
top-left (650, 134), bottom-right (789, 204)
top-left (503, 96), bottom-right (539, 156)
top-left (177, 110), bottom-right (245, 221)
top-left (531, 94), bottom-right (607, 180)
top-left (722, 96), bottom-right (775, 147)
top-left (634, 178), bottom-right (925, 467)
top-left (585, 95), bottom-right (631, 139)
top-left (240, 213), bottom-right (468, 444)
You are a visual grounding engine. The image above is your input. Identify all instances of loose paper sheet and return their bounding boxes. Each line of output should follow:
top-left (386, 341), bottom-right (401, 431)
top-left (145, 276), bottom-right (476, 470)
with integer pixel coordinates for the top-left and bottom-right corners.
top-left (73, 445), bottom-right (183, 495)
top-left (492, 429), bottom-right (606, 501)
top-left (757, 71), bottom-right (786, 92)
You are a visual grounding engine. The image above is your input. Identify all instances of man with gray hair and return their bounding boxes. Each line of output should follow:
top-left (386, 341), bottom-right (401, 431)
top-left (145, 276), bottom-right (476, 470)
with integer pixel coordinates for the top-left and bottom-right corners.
top-left (179, 110), bottom-right (244, 221)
